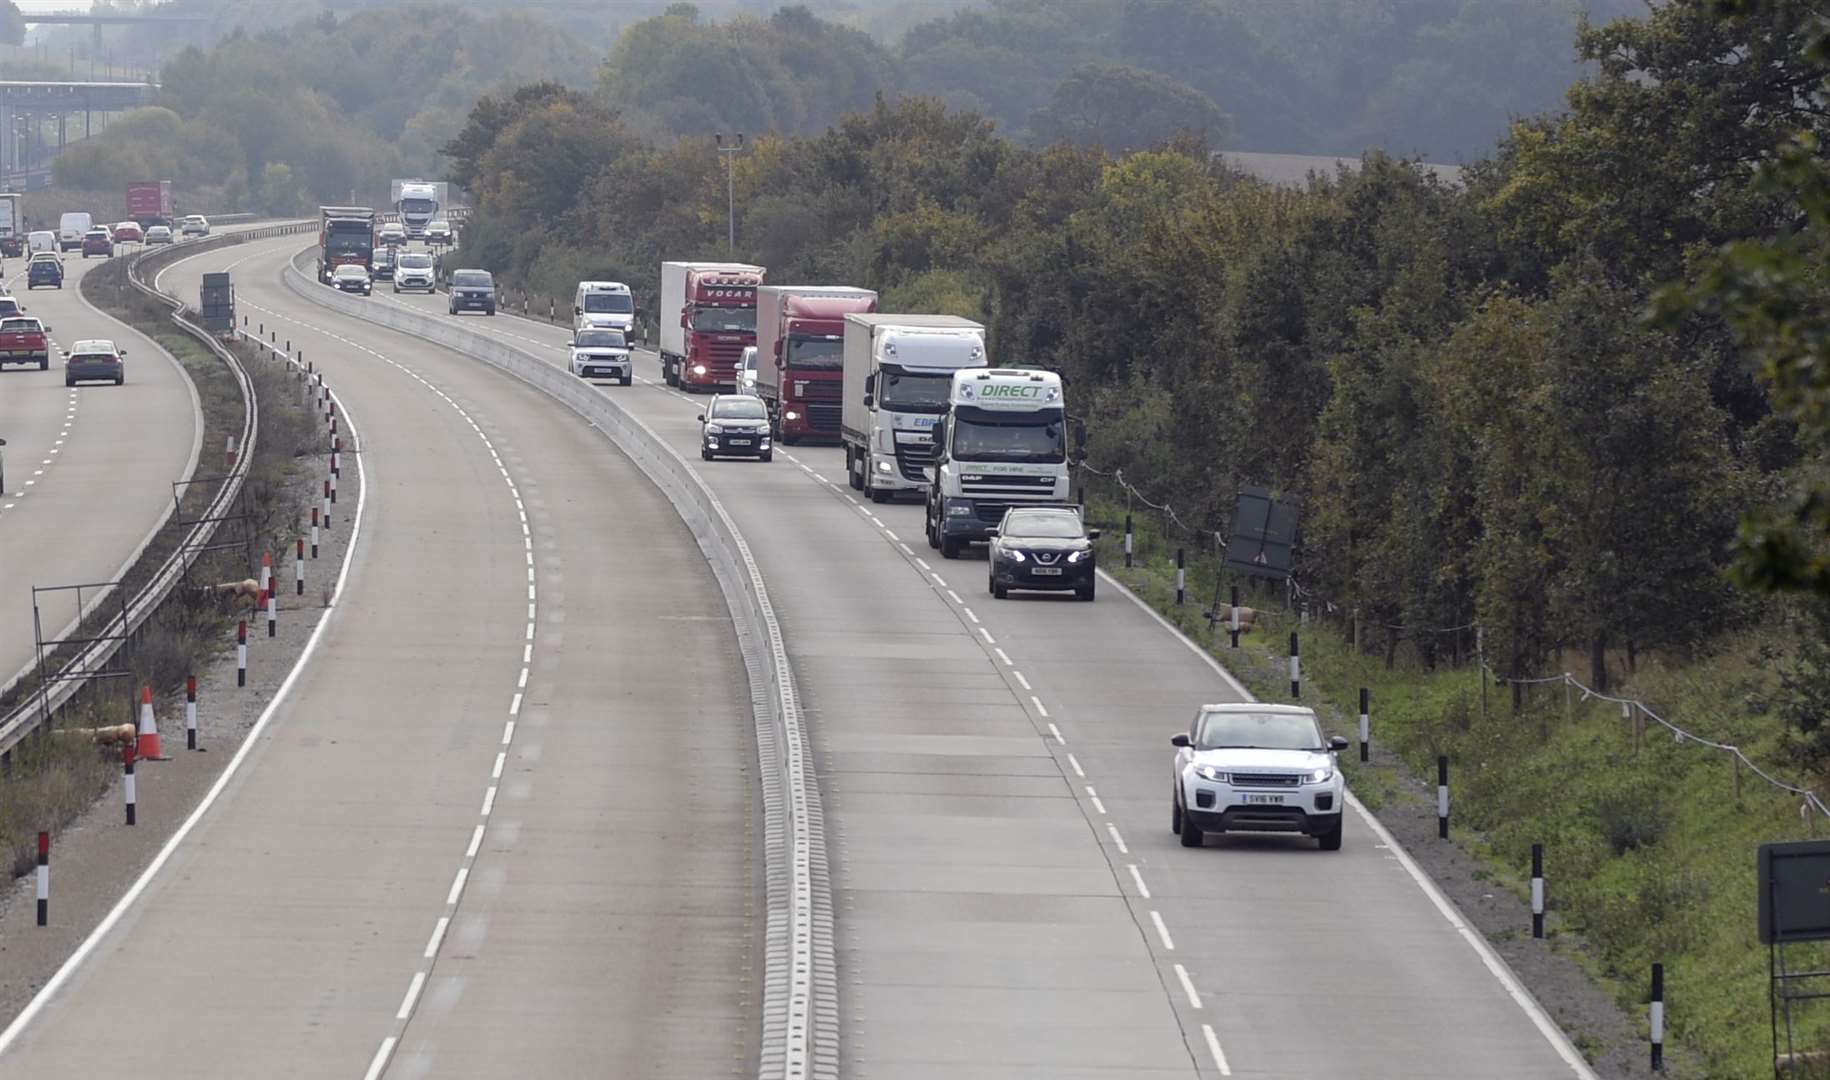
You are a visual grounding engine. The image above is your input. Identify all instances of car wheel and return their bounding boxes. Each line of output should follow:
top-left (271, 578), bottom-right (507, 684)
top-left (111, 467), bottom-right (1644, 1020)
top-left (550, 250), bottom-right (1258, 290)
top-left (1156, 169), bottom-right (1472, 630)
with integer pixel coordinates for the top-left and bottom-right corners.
top-left (1172, 791), bottom-right (1183, 835)
top-left (620, 376), bottom-right (632, 387)
top-left (1317, 818), bottom-right (1344, 851)
top-left (38, 359), bottom-right (46, 370)
top-left (987, 572), bottom-right (996, 597)
top-left (115, 375), bottom-right (124, 386)
top-left (760, 451), bottom-right (772, 463)
top-left (1179, 805), bottom-right (1205, 848)
top-left (64, 377), bottom-right (73, 387)
top-left (701, 447), bottom-right (713, 461)
top-left (1077, 578), bottom-right (1096, 602)
top-left (992, 577), bottom-right (1008, 600)
top-left (940, 536), bottom-right (961, 560)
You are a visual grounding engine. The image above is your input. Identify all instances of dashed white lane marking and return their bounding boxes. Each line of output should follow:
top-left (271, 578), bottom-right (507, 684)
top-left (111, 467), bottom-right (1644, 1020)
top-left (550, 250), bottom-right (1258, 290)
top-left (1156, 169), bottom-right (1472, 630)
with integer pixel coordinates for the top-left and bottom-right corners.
top-left (1035, 698), bottom-right (1053, 720)
top-left (466, 825), bottom-right (484, 859)
top-left (1126, 864), bottom-right (1150, 899)
top-left (480, 786), bottom-right (498, 817)
top-left (424, 917), bottom-right (450, 959)
top-left (1202, 1025), bottom-right (1233, 1075)
top-left (1150, 910), bottom-right (1175, 951)
top-left (977, 627), bottom-right (996, 645)
top-left (1087, 787), bottom-right (1106, 815)
top-left (945, 589), bottom-right (962, 604)
top-left (963, 607), bottom-right (980, 624)
top-left (502, 720), bottom-right (516, 745)
top-left (396, 972), bottom-right (427, 1020)
top-left (1046, 721), bottom-right (1064, 743)
top-left (1174, 964), bottom-right (1203, 1010)
top-left (445, 867), bottom-right (468, 906)
top-left (1067, 754), bottom-right (1085, 778)
top-left (1013, 671), bottom-right (1031, 691)
top-left (1106, 823), bottom-right (1129, 855)
top-left (994, 648), bottom-right (1012, 666)
top-left (363, 1038), bottom-right (398, 1080)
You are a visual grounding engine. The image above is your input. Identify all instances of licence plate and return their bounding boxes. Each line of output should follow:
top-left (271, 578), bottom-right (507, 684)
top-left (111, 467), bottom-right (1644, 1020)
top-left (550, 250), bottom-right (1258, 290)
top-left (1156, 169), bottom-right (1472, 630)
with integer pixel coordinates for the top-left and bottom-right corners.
top-left (1244, 794), bottom-right (1284, 805)
top-left (1032, 567), bottom-right (1063, 576)
top-left (729, 438), bottom-right (751, 446)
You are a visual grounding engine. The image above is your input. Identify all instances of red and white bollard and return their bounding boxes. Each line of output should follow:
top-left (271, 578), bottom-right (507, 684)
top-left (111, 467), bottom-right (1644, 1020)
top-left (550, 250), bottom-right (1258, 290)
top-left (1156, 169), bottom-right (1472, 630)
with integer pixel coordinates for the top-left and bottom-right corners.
top-left (185, 675), bottom-right (198, 751)
top-left (237, 620), bottom-right (248, 687)
top-left (35, 831), bottom-right (48, 926)
top-left (264, 588), bottom-right (276, 638)
top-left (311, 507), bottom-right (320, 558)
top-left (331, 437), bottom-right (340, 478)
top-left (225, 435), bottom-right (237, 470)
top-left (295, 539), bottom-right (305, 595)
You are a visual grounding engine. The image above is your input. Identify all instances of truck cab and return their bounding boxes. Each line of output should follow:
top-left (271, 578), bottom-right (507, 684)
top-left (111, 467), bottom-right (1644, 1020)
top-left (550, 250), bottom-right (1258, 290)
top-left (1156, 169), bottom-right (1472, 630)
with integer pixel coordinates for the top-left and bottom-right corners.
top-left (925, 368), bottom-right (1074, 558)
top-left (841, 314), bottom-right (988, 504)
top-left (756, 286), bottom-right (877, 445)
top-left (659, 262), bottom-right (764, 392)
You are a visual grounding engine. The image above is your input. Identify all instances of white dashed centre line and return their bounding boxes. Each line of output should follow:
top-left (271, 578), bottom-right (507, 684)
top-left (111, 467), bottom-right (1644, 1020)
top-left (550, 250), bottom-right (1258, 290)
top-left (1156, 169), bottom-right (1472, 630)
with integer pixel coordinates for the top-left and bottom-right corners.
top-left (1174, 964), bottom-right (1203, 1009)
top-left (1150, 910), bottom-right (1175, 951)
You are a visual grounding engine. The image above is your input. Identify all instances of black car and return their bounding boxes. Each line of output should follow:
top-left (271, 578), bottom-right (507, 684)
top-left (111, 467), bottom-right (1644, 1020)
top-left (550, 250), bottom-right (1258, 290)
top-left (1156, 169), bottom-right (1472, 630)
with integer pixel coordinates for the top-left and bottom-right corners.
top-left (448, 269), bottom-right (496, 315)
top-left (698, 394), bottom-right (772, 461)
top-left (987, 506), bottom-right (1099, 601)
top-left (332, 264), bottom-right (373, 295)
top-left (371, 249), bottom-right (394, 281)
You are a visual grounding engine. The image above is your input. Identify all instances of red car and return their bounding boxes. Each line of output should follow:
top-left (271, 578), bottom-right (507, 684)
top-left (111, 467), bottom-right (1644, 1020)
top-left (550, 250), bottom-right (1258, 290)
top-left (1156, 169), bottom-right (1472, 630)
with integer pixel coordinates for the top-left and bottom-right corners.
top-left (81, 228), bottom-right (113, 258)
top-left (112, 221), bottom-right (143, 243)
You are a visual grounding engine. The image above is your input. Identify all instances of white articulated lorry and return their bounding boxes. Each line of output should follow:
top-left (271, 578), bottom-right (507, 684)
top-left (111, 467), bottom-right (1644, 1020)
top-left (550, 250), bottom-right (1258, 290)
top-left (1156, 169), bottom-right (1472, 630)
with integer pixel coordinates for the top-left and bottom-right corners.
top-left (391, 180), bottom-right (446, 238)
top-left (841, 314), bottom-right (987, 503)
top-left (924, 368), bottom-right (1075, 558)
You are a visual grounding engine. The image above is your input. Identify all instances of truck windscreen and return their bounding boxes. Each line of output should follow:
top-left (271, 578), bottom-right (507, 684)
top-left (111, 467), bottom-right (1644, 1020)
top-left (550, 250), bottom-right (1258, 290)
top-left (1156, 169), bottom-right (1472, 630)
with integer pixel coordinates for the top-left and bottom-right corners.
top-left (951, 407), bottom-right (1066, 463)
top-left (787, 337), bottom-right (842, 370)
top-left (692, 307), bottom-right (755, 333)
top-left (326, 234), bottom-right (369, 256)
top-left (585, 294), bottom-right (634, 314)
top-left (400, 199), bottom-right (436, 214)
top-left (877, 369), bottom-right (954, 412)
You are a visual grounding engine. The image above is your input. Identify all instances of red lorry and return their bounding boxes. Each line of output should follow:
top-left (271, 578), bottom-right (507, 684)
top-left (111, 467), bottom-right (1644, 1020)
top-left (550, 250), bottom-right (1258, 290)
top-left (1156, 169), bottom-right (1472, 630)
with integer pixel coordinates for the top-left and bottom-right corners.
top-left (754, 286), bottom-right (878, 444)
top-left (0, 316), bottom-right (51, 370)
top-left (659, 261), bottom-right (765, 392)
top-left (126, 181), bottom-right (173, 227)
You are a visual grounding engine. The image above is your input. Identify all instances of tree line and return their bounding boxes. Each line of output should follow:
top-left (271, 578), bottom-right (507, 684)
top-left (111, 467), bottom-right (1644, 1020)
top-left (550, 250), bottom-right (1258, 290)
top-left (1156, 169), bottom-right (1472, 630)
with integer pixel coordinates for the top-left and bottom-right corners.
top-left (447, 0), bottom-right (1830, 750)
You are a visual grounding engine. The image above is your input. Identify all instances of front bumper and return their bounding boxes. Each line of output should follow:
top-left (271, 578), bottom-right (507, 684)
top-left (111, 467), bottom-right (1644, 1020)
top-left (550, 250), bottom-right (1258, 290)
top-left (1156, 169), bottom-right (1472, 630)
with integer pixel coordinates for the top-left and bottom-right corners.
top-left (575, 355), bottom-right (630, 379)
top-left (991, 556), bottom-right (1094, 591)
top-left (704, 430), bottom-right (771, 457)
top-left (336, 282), bottom-right (372, 294)
top-left (396, 275), bottom-right (434, 290)
top-left (451, 293), bottom-right (494, 311)
top-left (1182, 777), bottom-right (1342, 835)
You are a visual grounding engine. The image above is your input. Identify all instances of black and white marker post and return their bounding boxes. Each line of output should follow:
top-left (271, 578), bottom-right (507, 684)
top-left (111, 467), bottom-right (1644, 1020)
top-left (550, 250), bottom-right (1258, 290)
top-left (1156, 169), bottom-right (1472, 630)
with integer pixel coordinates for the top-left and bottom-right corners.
top-left (185, 675), bottom-right (198, 751)
top-left (35, 831), bottom-right (47, 926)
top-left (296, 539), bottom-right (305, 595)
top-left (1175, 548), bottom-right (1185, 605)
top-left (323, 480), bottom-right (332, 528)
top-left (311, 507), bottom-right (321, 559)
top-left (265, 586), bottom-right (277, 638)
top-left (1229, 586), bottom-right (1240, 648)
top-left (1123, 514), bottom-right (1133, 568)
top-left (1437, 756), bottom-right (1450, 839)
top-left (1531, 843), bottom-right (1545, 938)
top-left (236, 620), bottom-right (248, 687)
top-left (1650, 963), bottom-right (1665, 1072)
top-left (1289, 633), bottom-right (1301, 697)
top-left (123, 748), bottom-right (137, 826)
top-left (1358, 687), bottom-right (1370, 762)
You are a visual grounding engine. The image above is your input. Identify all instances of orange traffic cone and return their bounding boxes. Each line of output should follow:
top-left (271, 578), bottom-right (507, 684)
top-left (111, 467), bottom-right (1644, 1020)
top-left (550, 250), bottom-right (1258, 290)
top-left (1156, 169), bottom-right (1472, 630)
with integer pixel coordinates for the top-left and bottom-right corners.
top-left (136, 685), bottom-right (162, 760)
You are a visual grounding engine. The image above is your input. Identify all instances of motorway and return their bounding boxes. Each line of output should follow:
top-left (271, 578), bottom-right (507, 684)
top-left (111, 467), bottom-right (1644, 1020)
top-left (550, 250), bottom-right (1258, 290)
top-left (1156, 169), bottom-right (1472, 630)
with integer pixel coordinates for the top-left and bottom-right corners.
top-left (0, 241), bottom-right (201, 693)
top-left (310, 242), bottom-right (1594, 1078)
top-left (0, 229), bottom-right (1596, 1078)
top-left (0, 239), bottom-right (760, 1076)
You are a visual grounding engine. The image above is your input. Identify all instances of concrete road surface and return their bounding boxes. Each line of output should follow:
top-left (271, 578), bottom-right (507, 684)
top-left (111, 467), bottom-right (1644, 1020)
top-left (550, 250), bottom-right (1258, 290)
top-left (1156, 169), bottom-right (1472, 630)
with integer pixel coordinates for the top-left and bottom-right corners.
top-left (351, 247), bottom-right (1594, 1079)
top-left (0, 239), bottom-right (761, 1078)
top-left (0, 244), bottom-right (201, 693)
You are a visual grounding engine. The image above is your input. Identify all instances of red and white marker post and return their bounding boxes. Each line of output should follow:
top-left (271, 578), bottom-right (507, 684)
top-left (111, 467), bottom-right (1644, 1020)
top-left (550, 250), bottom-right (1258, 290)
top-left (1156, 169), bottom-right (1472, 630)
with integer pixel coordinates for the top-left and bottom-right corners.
top-left (311, 507), bottom-right (321, 558)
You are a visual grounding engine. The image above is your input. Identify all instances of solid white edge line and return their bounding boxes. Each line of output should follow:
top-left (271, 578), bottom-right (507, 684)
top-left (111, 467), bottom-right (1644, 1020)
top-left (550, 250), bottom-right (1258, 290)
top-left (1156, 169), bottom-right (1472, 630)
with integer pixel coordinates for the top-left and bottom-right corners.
top-left (1091, 566), bottom-right (1600, 1080)
top-left (0, 379), bottom-right (372, 1059)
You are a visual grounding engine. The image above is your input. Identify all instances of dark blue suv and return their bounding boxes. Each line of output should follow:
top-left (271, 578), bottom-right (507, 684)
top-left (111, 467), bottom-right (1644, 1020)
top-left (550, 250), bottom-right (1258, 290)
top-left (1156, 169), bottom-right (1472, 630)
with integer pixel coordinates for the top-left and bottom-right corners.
top-left (26, 255), bottom-right (62, 290)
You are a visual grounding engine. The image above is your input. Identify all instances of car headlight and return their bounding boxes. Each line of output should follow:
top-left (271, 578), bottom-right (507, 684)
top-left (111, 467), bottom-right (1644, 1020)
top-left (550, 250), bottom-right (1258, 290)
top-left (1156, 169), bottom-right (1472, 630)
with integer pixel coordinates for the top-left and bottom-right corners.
top-left (784, 410), bottom-right (799, 420)
top-left (706, 424), bottom-right (723, 434)
top-left (1194, 765), bottom-right (1228, 782)
top-left (691, 364), bottom-right (707, 376)
top-left (1066, 550), bottom-right (1089, 563)
top-left (1005, 549), bottom-right (1027, 563)
top-left (1308, 765), bottom-right (1334, 784)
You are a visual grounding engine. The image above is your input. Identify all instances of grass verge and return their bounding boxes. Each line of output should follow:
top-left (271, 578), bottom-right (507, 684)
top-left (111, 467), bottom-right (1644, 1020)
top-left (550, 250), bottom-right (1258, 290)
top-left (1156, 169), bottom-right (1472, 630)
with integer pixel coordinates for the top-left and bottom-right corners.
top-left (1083, 490), bottom-right (1823, 1077)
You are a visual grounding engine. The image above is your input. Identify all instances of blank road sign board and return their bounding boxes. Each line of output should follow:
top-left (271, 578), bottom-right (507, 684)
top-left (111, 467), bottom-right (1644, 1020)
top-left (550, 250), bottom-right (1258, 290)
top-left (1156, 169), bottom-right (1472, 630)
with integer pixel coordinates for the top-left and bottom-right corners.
top-left (1224, 485), bottom-right (1299, 581)
top-left (1759, 841), bottom-right (1830, 944)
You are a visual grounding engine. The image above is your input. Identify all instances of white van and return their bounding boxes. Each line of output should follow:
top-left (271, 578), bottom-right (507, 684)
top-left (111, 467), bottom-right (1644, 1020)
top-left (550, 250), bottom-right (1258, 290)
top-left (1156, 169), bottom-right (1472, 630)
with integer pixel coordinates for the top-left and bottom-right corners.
top-left (574, 281), bottom-right (636, 338)
top-left (28, 230), bottom-right (57, 256)
top-left (58, 212), bottom-right (92, 251)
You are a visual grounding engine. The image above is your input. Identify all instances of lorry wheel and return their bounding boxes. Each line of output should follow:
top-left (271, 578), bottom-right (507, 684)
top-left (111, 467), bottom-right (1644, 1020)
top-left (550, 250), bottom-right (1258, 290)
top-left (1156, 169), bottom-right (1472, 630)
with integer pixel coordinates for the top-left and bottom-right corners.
top-left (868, 487), bottom-right (888, 504)
top-left (847, 450), bottom-right (863, 491)
top-left (940, 536), bottom-right (960, 560)
top-left (783, 434), bottom-right (799, 446)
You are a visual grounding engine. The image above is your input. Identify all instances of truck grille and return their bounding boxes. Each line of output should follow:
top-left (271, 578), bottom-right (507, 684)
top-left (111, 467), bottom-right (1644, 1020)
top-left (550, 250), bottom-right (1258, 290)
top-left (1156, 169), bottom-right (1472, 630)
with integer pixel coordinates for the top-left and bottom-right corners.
top-left (806, 404), bottom-right (841, 433)
top-left (960, 473), bottom-right (1061, 499)
top-left (894, 441), bottom-right (936, 483)
top-left (803, 381), bottom-right (841, 401)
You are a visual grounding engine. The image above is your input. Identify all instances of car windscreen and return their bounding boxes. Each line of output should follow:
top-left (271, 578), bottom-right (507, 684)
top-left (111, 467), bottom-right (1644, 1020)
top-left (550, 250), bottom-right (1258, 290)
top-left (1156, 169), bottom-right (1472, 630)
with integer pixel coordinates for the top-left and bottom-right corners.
top-left (1194, 712), bottom-right (1324, 751)
top-left (691, 307), bottom-right (754, 332)
top-left (397, 254), bottom-right (433, 269)
top-left (1002, 512), bottom-right (1083, 539)
top-left (452, 271), bottom-right (492, 288)
top-left (712, 399), bottom-right (768, 420)
top-left (583, 293), bottom-right (633, 314)
top-left (575, 331), bottom-right (626, 349)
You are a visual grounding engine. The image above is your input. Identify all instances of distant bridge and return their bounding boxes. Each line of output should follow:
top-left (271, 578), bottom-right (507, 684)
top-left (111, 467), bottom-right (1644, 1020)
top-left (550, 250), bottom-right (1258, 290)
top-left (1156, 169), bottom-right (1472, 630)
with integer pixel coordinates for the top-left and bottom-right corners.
top-left (21, 8), bottom-right (209, 48)
top-left (0, 80), bottom-right (158, 187)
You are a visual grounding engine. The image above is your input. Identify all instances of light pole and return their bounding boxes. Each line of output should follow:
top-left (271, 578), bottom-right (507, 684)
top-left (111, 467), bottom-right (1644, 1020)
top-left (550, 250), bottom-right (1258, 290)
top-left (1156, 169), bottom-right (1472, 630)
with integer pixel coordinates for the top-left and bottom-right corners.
top-left (714, 132), bottom-right (744, 257)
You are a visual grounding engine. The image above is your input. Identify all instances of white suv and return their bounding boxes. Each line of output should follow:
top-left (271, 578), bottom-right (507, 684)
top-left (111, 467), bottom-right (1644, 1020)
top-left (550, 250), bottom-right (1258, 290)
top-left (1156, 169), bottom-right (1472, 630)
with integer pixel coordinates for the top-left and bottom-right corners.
top-left (1171, 703), bottom-right (1348, 850)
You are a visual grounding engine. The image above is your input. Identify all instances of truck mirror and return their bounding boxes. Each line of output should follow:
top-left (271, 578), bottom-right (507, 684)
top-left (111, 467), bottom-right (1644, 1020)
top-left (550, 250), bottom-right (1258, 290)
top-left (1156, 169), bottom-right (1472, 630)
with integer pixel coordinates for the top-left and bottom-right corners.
top-left (574, 305), bottom-right (582, 315)
top-left (862, 394), bottom-right (874, 408)
top-left (772, 339), bottom-right (783, 357)
top-left (1073, 419), bottom-right (1087, 451)
top-left (679, 308), bottom-right (691, 329)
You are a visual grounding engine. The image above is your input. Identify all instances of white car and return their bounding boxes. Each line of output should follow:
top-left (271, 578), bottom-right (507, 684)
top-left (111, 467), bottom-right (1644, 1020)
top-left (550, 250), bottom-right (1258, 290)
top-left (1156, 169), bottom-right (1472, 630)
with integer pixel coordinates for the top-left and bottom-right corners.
top-left (1171, 703), bottom-right (1348, 850)
top-left (377, 223), bottom-right (407, 247)
top-left (180, 215), bottom-right (210, 237)
top-left (392, 251), bottom-right (435, 293)
top-left (737, 345), bottom-right (758, 395)
top-left (569, 328), bottom-right (632, 385)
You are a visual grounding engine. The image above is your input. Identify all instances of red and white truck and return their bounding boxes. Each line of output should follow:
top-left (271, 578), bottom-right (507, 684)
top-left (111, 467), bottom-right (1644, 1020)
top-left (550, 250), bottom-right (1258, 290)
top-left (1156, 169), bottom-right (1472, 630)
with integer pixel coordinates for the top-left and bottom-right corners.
top-left (0, 193), bottom-right (24, 257)
top-left (0, 316), bottom-right (51, 370)
top-left (659, 261), bottom-right (765, 392)
top-left (755, 286), bottom-right (877, 444)
top-left (126, 180), bottom-right (173, 227)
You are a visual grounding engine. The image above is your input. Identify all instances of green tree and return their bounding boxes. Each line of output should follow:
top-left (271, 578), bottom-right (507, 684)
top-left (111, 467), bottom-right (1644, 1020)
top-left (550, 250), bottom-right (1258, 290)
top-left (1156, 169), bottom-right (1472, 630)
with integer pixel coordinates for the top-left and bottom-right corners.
top-left (1028, 64), bottom-right (1229, 154)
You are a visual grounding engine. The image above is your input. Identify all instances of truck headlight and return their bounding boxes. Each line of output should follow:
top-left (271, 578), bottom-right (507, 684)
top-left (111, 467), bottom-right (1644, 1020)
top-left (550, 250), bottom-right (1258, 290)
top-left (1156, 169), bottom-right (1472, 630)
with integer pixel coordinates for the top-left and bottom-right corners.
top-left (1308, 765), bottom-right (1334, 784)
top-left (784, 410), bottom-right (799, 421)
top-left (1194, 765), bottom-right (1228, 782)
top-left (946, 505), bottom-right (972, 516)
top-left (876, 459), bottom-right (892, 473)
top-left (691, 364), bottom-right (707, 376)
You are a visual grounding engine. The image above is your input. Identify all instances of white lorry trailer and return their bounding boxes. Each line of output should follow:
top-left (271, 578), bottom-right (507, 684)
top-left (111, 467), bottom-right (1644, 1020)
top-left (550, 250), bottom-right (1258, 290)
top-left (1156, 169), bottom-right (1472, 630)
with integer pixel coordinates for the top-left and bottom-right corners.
top-left (924, 368), bottom-right (1074, 558)
top-left (840, 314), bottom-right (987, 503)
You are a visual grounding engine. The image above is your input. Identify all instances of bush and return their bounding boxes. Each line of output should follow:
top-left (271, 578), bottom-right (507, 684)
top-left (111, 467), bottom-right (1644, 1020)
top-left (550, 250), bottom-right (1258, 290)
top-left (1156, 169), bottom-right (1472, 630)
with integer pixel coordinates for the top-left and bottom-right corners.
top-left (1595, 784), bottom-right (1669, 855)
